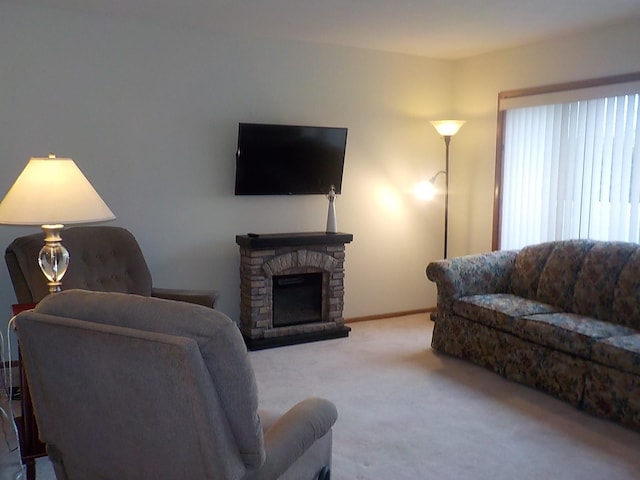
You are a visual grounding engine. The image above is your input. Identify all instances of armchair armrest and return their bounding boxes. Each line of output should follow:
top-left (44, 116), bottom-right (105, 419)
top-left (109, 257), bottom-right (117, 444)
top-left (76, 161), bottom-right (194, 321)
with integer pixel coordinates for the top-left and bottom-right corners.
top-left (151, 287), bottom-right (219, 308)
top-left (255, 398), bottom-right (337, 480)
top-left (426, 250), bottom-right (517, 315)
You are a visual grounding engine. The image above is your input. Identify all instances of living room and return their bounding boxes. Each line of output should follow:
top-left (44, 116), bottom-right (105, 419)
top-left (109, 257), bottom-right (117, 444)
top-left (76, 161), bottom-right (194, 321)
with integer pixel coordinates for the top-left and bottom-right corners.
top-left (1, 2), bottom-right (640, 478)
top-left (1, 2), bottom-right (639, 326)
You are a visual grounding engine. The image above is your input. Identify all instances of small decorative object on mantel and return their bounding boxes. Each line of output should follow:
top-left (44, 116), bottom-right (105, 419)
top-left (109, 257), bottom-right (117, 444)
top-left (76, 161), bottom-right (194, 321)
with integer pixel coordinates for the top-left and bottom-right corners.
top-left (326, 185), bottom-right (337, 233)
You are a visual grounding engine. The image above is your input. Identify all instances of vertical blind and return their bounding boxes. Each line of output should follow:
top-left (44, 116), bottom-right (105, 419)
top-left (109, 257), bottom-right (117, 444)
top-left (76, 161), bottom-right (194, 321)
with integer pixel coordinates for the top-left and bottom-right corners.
top-left (500, 91), bottom-right (640, 250)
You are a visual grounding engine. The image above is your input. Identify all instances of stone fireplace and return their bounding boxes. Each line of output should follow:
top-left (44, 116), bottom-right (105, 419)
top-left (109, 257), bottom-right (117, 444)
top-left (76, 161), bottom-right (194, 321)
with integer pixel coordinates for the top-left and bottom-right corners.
top-left (236, 232), bottom-right (353, 350)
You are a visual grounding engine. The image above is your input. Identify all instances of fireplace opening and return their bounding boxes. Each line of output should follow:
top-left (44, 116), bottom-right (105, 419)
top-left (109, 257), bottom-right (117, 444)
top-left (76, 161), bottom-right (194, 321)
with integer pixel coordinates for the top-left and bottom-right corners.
top-left (273, 272), bottom-right (322, 327)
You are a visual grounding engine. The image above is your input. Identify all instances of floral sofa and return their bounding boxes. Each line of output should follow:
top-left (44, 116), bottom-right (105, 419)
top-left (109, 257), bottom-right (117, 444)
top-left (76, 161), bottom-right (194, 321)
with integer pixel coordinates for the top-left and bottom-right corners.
top-left (426, 239), bottom-right (640, 431)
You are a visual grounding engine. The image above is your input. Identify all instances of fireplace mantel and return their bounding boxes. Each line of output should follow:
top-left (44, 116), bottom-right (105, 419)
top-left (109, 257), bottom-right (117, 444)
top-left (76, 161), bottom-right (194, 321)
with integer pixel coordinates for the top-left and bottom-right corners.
top-left (236, 232), bottom-right (353, 249)
top-left (236, 232), bottom-right (353, 350)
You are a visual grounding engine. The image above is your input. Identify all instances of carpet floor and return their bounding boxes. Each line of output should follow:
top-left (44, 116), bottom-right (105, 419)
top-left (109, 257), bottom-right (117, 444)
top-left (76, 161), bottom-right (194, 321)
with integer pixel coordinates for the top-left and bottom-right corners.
top-left (2, 313), bottom-right (640, 479)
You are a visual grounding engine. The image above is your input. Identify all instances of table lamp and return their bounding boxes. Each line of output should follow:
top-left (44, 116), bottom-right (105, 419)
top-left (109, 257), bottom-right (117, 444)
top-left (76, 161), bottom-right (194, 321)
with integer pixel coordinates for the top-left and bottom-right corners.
top-left (0, 154), bottom-right (115, 293)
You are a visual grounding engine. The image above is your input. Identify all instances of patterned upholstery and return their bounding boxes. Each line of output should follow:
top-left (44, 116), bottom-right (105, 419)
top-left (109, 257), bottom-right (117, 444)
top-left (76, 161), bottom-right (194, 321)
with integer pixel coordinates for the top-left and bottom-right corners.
top-left (427, 239), bottom-right (640, 431)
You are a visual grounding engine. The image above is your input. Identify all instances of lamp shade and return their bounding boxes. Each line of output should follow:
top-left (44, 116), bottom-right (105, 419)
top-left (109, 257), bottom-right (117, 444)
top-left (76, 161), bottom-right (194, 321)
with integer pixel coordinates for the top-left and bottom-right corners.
top-left (0, 156), bottom-right (115, 225)
top-left (430, 120), bottom-right (466, 137)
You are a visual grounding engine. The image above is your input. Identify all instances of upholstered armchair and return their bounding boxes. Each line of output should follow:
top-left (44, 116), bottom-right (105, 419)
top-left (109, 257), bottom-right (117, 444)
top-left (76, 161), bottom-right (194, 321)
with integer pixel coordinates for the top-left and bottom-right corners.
top-left (14, 290), bottom-right (336, 480)
top-left (5, 226), bottom-right (219, 308)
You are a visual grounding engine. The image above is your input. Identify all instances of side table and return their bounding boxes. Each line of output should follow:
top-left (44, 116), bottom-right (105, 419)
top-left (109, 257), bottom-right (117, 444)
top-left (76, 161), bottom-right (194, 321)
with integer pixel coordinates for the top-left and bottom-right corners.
top-left (12, 303), bottom-right (45, 480)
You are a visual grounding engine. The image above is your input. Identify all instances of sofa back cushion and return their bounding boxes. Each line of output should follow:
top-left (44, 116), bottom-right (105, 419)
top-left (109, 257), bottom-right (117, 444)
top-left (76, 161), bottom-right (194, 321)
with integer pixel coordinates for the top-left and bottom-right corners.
top-left (513, 239), bottom-right (640, 328)
top-left (611, 249), bottom-right (640, 329)
top-left (536, 240), bottom-right (597, 312)
top-left (511, 241), bottom-right (557, 300)
top-left (573, 242), bottom-right (638, 323)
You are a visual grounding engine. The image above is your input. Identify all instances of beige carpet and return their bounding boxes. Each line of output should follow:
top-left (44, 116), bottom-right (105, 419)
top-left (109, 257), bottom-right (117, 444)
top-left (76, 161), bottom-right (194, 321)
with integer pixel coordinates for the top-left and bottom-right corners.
top-left (251, 314), bottom-right (640, 480)
top-left (2, 314), bottom-right (640, 479)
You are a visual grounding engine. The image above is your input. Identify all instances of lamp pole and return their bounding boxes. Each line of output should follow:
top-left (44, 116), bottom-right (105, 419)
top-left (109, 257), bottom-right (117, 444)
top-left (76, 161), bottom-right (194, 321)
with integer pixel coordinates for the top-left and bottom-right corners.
top-left (443, 135), bottom-right (451, 259)
top-left (429, 120), bottom-right (465, 260)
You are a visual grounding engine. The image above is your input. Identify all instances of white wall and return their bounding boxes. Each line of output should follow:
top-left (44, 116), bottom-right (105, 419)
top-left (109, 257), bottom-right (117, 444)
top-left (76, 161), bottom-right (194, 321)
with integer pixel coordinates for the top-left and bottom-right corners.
top-left (450, 16), bottom-right (640, 257)
top-left (0, 2), bottom-right (453, 342)
top-left (3, 4), bottom-right (638, 351)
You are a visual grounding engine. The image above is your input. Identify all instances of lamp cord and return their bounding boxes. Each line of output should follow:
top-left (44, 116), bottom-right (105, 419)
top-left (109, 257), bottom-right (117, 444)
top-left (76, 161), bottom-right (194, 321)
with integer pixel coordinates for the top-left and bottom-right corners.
top-left (1, 317), bottom-right (21, 454)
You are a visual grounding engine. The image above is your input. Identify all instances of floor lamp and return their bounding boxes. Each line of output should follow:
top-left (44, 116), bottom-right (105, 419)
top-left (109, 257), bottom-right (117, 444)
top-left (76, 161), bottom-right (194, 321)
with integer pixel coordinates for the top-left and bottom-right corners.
top-left (0, 154), bottom-right (115, 293)
top-left (429, 120), bottom-right (465, 259)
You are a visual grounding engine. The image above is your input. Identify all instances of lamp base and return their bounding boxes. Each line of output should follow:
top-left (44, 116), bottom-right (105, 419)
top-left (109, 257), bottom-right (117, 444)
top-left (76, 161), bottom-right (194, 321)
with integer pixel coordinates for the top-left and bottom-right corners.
top-left (39, 224), bottom-right (70, 294)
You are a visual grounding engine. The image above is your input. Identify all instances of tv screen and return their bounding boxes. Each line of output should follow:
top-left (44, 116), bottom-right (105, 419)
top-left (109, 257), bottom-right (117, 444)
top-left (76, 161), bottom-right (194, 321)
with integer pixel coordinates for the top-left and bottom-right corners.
top-left (234, 123), bottom-right (348, 195)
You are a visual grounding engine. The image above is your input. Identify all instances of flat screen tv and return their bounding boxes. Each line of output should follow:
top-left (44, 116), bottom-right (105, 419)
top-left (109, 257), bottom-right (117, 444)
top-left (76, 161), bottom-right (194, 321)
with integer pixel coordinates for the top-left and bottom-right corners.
top-left (234, 122), bottom-right (348, 195)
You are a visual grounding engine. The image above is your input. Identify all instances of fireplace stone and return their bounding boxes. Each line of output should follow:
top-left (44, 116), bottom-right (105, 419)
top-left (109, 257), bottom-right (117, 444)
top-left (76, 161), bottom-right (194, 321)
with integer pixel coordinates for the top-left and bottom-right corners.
top-left (236, 232), bottom-right (353, 350)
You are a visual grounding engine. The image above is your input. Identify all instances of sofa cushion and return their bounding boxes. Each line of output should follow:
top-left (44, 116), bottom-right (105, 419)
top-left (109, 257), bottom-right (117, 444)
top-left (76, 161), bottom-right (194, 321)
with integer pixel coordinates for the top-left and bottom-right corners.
top-left (592, 334), bottom-right (640, 376)
top-left (573, 242), bottom-right (638, 323)
top-left (510, 241), bottom-right (556, 300)
top-left (536, 239), bottom-right (596, 311)
top-left (513, 313), bottom-right (637, 359)
top-left (612, 249), bottom-right (640, 330)
top-left (453, 293), bottom-right (559, 333)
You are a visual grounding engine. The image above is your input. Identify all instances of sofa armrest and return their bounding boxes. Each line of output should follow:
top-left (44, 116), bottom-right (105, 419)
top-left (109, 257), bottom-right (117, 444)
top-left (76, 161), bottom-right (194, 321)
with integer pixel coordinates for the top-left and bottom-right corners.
top-left (151, 287), bottom-right (219, 308)
top-left (426, 250), bottom-right (517, 315)
top-left (255, 398), bottom-right (337, 480)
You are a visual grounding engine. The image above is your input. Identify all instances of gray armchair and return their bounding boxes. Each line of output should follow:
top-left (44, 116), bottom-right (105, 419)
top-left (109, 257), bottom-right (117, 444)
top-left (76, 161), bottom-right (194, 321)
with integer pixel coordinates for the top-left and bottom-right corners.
top-left (5, 226), bottom-right (218, 307)
top-left (14, 289), bottom-right (336, 480)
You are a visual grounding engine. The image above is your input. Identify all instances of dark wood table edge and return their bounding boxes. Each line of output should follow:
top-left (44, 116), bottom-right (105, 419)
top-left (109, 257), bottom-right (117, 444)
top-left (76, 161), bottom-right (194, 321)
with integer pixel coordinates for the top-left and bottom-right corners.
top-left (12, 303), bottom-right (46, 480)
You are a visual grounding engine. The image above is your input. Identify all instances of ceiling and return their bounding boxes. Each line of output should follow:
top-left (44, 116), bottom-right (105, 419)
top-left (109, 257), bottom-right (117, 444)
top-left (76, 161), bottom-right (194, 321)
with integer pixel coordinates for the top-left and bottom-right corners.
top-left (6, 0), bottom-right (640, 59)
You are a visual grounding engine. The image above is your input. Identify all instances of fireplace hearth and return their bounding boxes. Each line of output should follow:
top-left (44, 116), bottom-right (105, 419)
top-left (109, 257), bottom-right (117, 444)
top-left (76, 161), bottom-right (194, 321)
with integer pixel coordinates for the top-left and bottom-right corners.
top-left (236, 232), bottom-right (353, 350)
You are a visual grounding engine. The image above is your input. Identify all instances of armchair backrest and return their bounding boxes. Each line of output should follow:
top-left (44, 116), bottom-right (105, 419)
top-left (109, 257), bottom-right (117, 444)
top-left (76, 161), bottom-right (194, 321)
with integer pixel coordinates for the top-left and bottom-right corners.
top-left (5, 226), bottom-right (153, 303)
top-left (15, 290), bottom-right (266, 480)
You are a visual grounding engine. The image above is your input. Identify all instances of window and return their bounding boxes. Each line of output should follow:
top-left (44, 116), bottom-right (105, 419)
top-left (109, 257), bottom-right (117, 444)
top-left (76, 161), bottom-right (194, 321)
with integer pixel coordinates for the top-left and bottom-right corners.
top-left (494, 73), bottom-right (640, 250)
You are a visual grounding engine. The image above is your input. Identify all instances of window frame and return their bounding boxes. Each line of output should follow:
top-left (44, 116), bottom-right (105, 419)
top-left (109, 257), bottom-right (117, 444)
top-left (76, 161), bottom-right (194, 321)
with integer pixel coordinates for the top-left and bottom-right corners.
top-left (492, 71), bottom-right (640, 250)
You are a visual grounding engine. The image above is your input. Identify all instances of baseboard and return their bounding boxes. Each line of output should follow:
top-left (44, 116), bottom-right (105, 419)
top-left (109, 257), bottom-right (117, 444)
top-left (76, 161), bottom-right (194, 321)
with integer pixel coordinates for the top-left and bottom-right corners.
top-left (345, 307), bottom-right (434, 324)
top-left (243, 308), bottom-right (436, 348)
